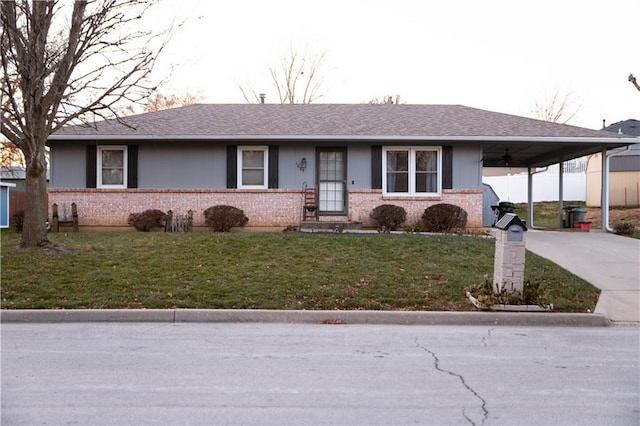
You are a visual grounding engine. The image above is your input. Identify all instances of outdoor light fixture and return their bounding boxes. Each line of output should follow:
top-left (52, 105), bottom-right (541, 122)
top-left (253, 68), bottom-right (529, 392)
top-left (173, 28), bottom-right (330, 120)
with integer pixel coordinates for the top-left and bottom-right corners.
top-left (297, 157), bottom-right (307, 172)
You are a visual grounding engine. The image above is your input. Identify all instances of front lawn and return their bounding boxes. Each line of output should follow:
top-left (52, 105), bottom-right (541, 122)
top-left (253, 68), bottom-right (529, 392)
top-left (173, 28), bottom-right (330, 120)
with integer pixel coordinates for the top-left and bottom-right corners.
top-left (0, 230), bottom-right (599, 312)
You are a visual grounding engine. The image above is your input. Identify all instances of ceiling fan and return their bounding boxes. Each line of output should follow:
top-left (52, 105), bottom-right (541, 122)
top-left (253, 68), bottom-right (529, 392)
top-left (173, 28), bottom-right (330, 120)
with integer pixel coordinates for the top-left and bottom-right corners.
top-left (501, 149), bottom-right (521, 166)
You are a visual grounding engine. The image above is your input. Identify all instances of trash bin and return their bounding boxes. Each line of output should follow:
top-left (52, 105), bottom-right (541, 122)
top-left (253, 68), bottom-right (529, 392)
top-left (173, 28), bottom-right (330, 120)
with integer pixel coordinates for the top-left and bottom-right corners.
top-left (571, 208), bottom-right (586, 227)
top-left (491, 201), bottom-right (516, 226)
top-left (563, 206), bottom-right (586, 228)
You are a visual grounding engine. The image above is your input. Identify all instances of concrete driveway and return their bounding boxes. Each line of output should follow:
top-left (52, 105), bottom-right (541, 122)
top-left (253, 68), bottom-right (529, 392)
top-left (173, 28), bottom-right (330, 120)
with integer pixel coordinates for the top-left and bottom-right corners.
top-left (525, 229), bottom-right (640, 322)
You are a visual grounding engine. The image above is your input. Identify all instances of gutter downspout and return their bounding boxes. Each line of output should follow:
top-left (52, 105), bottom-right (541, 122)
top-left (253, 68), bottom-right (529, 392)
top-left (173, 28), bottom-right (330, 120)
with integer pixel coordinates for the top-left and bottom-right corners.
top-left (601, 145), bottom-right (632, 232)
top-left (527, 166), bottom-right (549, 228)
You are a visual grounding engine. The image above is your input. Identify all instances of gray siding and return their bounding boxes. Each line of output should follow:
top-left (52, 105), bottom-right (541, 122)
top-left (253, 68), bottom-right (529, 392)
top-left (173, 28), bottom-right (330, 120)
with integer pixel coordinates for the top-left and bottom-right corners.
top-left (452, 145), bottom-right (483, 188)
top-left (138, 143), bottom-right (225, 188)
top-left (347, 145), bottom-right (371, 189)
top-left (50, 143), bottom-right (86, 188)
top-left (49, 140), bottom-right (484, 191)
top-left (277, 145), bottom-right (316, 189)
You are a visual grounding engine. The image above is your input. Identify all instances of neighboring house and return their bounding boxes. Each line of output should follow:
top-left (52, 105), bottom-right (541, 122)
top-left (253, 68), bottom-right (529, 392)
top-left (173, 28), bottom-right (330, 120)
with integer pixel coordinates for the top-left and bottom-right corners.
top-left (0, 182), bottom-right (16, 228)
top-left (0, 166), bottom-right (29, 225)
top-left (586, 119), bottom-right (640, 207)
top-left (46, 104), bottom-right (634, 230)
top-left (0, 166), bottom-right (27, 192)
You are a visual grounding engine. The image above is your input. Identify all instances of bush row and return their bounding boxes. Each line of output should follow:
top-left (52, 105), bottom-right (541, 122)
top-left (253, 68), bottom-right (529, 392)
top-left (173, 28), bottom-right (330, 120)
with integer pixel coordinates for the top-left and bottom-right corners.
top-left (127, 205), bottom-right (248, 232)
top-left (369, 203), bottom-right (468, 233)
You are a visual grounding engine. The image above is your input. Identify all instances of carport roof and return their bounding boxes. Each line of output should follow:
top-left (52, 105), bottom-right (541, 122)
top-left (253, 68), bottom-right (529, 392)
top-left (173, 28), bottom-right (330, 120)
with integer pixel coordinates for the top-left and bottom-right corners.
top-left (49, 103), bottom-right (638, 168)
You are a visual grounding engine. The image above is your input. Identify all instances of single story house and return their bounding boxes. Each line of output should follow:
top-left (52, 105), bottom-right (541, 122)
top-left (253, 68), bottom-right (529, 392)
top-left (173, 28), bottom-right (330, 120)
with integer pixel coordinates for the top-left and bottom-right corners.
top-left (47, 104), bottom-right (635, 230)
top-left (586, 119), bottom-right (640, 207)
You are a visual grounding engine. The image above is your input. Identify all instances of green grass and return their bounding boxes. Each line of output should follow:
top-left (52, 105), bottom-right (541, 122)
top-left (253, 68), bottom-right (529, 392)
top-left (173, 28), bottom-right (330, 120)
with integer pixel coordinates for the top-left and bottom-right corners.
top-left (0, 230), bottom-right (599, 312)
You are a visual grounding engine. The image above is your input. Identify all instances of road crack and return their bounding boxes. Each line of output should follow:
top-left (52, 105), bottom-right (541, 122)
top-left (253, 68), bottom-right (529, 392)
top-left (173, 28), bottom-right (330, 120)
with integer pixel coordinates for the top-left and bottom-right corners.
top-left (481, 328), bottom-right (494, 347)
top-left (414, 337), bottom-right (489, 426)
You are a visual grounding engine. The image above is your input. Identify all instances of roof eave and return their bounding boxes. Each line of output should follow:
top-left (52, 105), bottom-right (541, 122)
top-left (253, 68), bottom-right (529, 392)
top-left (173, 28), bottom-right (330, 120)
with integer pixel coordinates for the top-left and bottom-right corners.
top-left (47, 134), bottom-right (639, 144)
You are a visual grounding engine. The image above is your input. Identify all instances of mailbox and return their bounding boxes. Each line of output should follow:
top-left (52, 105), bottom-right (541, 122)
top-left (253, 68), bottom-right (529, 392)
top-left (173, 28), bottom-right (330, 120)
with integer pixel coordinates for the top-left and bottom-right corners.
top-left (495, 213), bottom-right (527, 234)
top-left (507, 224), bottom-right (524, 242)
top-left (493, 213), bottom-right (528, 295)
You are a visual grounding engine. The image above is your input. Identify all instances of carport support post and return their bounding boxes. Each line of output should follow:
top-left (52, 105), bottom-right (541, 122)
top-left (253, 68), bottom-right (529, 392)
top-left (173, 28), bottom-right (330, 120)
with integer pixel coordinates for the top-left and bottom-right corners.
top-left (601, 146), bottom-right (610, 231)
top-left (527, 167), bottom-right (534, 227)
top-left (558, 158), bottom-right (564, 228)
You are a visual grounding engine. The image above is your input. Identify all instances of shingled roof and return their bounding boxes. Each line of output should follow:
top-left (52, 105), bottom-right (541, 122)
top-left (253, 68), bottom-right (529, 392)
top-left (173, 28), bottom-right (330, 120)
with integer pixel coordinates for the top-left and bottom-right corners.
top-left (51, 103), bottom-right (622, 139)
top-left (50, 104), bottom-right (637, 168)
top-left (603, 119), bottom-right (640, 136)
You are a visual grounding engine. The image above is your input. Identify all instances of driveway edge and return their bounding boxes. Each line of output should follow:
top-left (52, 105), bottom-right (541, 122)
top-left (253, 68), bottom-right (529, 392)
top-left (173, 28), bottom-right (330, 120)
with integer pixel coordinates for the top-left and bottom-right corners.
top-left (0, 309), bottom-right (612, 327)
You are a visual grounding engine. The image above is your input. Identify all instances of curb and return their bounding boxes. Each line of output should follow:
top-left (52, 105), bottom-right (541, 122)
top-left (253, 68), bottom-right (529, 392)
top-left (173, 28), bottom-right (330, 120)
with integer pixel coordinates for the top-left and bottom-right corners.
top-left (0, 309), bottom-right (613, 327)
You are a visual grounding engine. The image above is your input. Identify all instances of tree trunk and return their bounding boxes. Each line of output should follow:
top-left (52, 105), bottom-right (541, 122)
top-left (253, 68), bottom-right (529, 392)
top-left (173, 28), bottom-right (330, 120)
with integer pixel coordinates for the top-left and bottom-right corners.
top-left (19, 148), bottom-right (49, 248)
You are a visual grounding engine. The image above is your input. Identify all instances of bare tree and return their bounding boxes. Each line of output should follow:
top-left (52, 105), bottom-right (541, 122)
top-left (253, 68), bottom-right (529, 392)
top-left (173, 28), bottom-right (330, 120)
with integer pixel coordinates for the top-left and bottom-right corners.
top-left (532, 90), bottom-right (579, 124)
top-left (239, 48), bottom-right (329, 104)
top-left (142, 92), bottom-right (202, 112)
top-left (629, 74), bottom-right (640, 92)
top-left (368, 95), bottom-right (400, 105)
top-left (1, 0), bottom-right (169, 248)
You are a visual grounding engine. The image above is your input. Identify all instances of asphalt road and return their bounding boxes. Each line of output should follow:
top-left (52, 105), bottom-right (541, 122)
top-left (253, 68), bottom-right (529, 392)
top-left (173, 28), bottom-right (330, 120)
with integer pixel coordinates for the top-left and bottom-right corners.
top-left (2, 323), bottom-right (638, 426)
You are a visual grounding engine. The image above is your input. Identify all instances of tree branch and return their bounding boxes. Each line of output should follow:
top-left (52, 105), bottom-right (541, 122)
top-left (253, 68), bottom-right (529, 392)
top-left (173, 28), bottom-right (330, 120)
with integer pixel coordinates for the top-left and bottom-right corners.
top-left (629, 74), bottom-right (640, 92)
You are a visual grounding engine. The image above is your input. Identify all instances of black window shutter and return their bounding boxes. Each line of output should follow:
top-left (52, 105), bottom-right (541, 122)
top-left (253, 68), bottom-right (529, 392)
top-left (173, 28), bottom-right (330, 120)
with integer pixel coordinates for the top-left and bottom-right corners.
top-left (268, 145), bottom-right (279, 188)
top-left (127, 145), bottom-right (138, 188)
top-left (226, 145), bottom-right (237, 188)
top-left (86, 145), bottom-right (97, 188)
top-left (442, 146), bottom-right (453, 189)
top-left (371, 145), bottom-right (382, 189)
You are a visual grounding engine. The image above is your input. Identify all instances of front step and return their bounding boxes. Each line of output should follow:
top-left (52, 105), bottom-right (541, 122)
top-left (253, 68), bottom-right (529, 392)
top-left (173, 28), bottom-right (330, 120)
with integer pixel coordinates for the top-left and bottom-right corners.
top-left (300, 221), bottom-right (362, 231)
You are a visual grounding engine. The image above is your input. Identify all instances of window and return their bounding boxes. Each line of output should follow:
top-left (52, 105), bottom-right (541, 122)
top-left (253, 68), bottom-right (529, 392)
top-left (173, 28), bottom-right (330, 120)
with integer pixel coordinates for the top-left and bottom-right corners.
top-left (97, 146), bottom-right (127, 188)
top-left (238, 146), bottom-right (268, 188)
top-left (382, 147), bottom-right (441, 195)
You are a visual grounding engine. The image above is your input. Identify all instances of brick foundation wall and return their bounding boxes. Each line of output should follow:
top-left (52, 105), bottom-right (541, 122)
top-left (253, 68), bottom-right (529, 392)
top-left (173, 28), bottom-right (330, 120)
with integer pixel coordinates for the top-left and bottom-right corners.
top-left (49, 189), bottom-right (304, 228)
top-left (349, 189), bottom-right (483, 228)
top-left (49, 188), bottom-right (484, 229)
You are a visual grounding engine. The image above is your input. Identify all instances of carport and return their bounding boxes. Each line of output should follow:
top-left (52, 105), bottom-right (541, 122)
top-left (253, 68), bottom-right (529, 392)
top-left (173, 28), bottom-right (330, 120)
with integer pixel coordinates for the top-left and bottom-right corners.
top-left (481, 135), bottom-right (638, 230)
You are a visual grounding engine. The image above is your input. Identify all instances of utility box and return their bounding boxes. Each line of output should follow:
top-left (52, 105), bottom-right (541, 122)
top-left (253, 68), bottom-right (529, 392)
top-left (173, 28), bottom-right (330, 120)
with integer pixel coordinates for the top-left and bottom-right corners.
top-left (493, 213), bottom-right (528, 295)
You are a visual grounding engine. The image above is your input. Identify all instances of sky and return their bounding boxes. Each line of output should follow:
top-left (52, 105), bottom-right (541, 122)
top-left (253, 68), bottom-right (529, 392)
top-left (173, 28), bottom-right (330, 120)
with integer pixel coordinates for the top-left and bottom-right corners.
top-left (150, 0), bottom-right (639, 130)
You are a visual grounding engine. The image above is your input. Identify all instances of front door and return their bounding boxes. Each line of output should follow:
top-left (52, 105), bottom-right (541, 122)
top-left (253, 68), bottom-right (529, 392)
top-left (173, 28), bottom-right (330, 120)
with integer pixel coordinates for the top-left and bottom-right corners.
top-left (317, 148), bottom-right (347, 215)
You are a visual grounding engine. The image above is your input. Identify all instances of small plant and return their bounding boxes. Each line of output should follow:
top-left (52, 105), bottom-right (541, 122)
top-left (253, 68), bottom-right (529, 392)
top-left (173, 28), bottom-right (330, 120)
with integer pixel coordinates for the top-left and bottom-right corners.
top-left (421, 203), bottom-right (468, 233)
top-left (370, 204), bottom-right (407, 231)
top-left (467, 278), bottom-right (551, 308)
top-left (11, 210), bottom-right (25, 232)
top-left (613, 221), bottom-right (636, 236)
top-left (203, 205), bottom-right (249, 232)
top-left (403, 221), bottom-right (425, 233)
top-left (127, 209), bottom-right (167, 232)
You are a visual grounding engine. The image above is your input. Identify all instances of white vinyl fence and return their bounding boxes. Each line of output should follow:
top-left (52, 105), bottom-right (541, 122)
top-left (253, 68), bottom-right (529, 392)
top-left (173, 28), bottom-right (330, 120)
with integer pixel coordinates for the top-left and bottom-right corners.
top-left (483, 161), bottom-right (586, 203)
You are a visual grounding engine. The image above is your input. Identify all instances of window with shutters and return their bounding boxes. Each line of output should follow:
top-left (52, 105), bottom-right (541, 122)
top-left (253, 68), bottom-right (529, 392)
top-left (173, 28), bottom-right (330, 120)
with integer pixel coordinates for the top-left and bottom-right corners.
top-left (97, 146), bottom-right (127, 188)
top-left (237, 146), bottom-right (268, 188)
top-left (382, 147), bottom-right (441, 196)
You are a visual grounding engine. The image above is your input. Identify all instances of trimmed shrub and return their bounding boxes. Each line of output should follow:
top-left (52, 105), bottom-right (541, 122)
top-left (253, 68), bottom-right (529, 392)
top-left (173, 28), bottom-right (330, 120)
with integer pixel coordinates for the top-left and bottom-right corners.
top-left (203, 205), bottom-right (249, 232)
top-left (613, 221), bottom-right (636, 236)
top-left (127, 209), bottom-right (167, 232)
top-left (421, 203), bottom-right (468, 233)
top-left (370, 204), bottom-right (407, 231)
top-left (11, 210), bottom-right (25, 232)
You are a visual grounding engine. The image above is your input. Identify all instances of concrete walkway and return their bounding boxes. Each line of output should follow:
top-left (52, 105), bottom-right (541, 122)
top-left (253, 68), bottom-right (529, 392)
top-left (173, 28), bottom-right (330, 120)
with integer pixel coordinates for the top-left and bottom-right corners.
top-left (526, 229), bottom-right (640, 322)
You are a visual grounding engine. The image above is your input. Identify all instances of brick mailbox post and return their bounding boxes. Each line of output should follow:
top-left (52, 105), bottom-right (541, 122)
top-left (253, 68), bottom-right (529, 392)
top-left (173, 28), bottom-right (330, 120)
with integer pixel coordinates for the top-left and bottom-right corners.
top-left (493, 213), bottom-right (528, 296)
